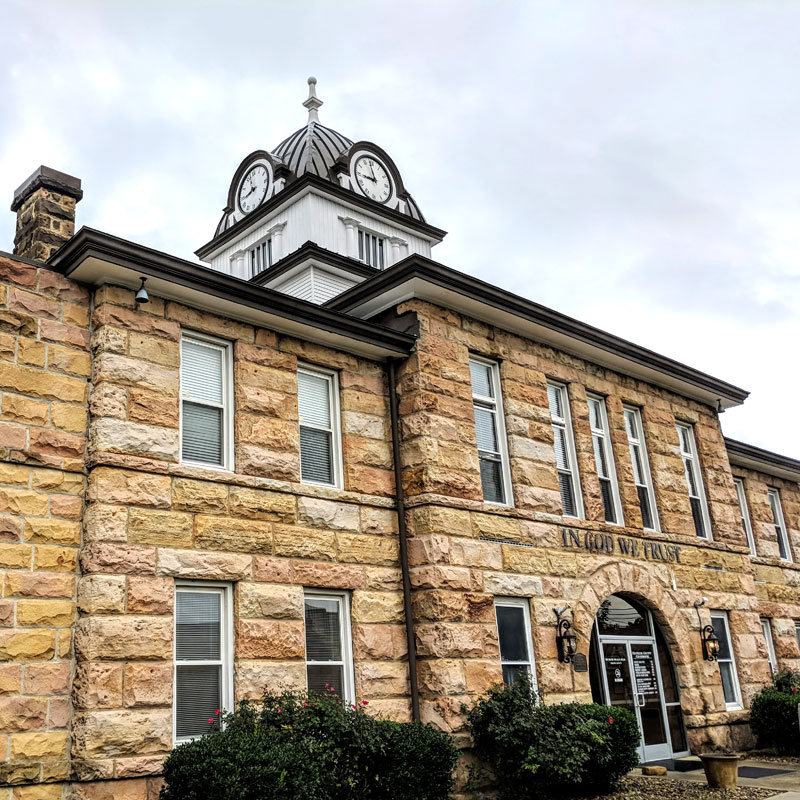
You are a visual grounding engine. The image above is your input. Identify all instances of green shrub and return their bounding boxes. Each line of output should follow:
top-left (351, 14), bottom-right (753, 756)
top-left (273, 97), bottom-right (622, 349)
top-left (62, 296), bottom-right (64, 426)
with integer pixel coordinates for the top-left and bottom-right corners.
top-left (464, 674), bottom-right (640, 798)
top-left (750, 668), bottom-right (800, 755)
top-left (160, 688), bottom-right (459, 800)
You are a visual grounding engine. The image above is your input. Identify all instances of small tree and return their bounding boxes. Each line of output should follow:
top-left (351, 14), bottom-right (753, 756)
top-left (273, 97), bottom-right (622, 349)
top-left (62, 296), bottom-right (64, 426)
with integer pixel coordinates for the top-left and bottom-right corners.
top-left (750, 667), bottom-right (800, 755)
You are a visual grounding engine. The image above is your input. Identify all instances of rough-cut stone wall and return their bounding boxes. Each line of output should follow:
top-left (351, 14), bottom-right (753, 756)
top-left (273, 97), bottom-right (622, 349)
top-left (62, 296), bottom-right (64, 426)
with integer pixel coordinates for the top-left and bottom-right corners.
top-left (72, 286), bottom-right (407, 796)
top-left (0, 254), bottom-right (90, 795)
top-left (393, 299), bottom-right (792, 755)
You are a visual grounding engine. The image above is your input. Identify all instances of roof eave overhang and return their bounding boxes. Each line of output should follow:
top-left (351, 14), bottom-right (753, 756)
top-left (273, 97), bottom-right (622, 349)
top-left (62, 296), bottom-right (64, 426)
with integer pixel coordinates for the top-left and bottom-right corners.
top-left (47, 228), bottom-right (416, 360)
top-left (195, 174), bottom-right (447, 261)
top-left (327, 257), bottom-right (749, 410)
top-left (725, 438), bottom-right (800, 483)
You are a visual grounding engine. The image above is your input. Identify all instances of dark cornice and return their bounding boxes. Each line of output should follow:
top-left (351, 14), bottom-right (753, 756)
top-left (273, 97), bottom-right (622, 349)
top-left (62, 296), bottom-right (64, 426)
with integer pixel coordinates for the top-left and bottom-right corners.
top-left (250, 241), bottom-right (378, 287)
top-left (725, 438), bottom-right (800, 481)
top-left (47, 227), bottom-right (416, 356)
top-left (195, 173), bottom-right (447, 260)
top-left (327, 256), bottom-right (750, 407)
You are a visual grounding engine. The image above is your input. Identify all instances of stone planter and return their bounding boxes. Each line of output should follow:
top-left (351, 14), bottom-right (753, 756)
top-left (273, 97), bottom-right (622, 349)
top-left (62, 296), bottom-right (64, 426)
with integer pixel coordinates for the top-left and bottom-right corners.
top-left (699, 753), bottom-right (740, 788)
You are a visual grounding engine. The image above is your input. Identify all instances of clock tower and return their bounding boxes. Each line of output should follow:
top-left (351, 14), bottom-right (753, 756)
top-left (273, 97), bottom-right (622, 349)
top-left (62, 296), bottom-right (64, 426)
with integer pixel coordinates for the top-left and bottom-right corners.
top-left (195, 78), bottom-right (446, 304)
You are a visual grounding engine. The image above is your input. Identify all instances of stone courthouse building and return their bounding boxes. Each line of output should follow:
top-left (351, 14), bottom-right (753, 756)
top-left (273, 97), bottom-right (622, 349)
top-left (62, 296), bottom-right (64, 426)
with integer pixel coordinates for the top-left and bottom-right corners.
top-left (1, 79), bottom-right (799, 799)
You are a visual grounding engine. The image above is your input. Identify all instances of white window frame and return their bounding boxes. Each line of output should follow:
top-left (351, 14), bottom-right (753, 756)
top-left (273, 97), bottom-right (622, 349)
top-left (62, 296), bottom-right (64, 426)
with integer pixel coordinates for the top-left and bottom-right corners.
top-left (676, 422), bottom-right (712, 540)
top-left (710, 610), bottom-right (742, 711)
top-left (303, 589), bottom-right (356, 705)
top-left (795, 620), bottom-right (800, 654)
top-left (547, 381), bottom-right (583, 519)
top-left (587, 394), bottom-right (623, 526)
top-left (494, 596), bottom-right (538, 692)
top-left (733, 478), bottom-right (756, 556)
top-left (760, 617), bottom-right (778, 674)
top-left (767, 488), bottom-right (792, 563)
top-left (357, 229), bottom-right (386, 269)
top-left (469, 356), bottom-right (513, 507)
top-left (623, 406), bottom-right (660, 531)
top-left (297, 364), bottom-right (343, 489)
top-left (179, 332), bottom-right (234, 472)
top-left (173, 581), bottom-right (234, 744)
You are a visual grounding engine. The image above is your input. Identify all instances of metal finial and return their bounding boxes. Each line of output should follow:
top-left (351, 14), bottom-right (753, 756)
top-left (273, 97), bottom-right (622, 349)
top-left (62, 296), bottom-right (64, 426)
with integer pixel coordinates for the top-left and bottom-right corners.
top-left (303, 76), bottom-right (323, 123)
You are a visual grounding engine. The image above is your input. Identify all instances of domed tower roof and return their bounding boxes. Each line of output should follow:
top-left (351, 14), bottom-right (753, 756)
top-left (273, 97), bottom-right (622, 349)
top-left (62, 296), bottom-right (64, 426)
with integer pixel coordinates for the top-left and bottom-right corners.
top-left (272, 78), bottom-right (354, 178)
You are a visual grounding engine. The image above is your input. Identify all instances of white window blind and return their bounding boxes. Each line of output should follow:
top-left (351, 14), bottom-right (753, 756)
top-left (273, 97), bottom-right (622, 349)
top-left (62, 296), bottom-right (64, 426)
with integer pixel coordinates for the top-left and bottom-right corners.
top-left (733, 478), bottom-right (756, 555)
top-left (623, 407), bottom-right (659, 531)
top-left (174, 584), bottom-right (232, 741)
top-left (298, 366), bottom-right (341, 487)
top-left (304, 592), bottom-right (355, 704)
top-left (494, 598), bottom-right (537, 690)
top-left (470, 358), bottom-right (511, 505)
top-left (547, 382), bottom-right (582, 518)
top-left (358, 230), bottom-right (385, 269)
top-left (587, 395), bottom-right (622, 525)
top-left (181, 336), bottom-right (231, 469)
top-left (676, 423), bottom-right (711, 539)
top-left (768, 489), bottom-right (792, 562)
top-left (795, 620), bottom-right (800, 653)
top-left (760, 618), bottom-right (778, 674)
top-left (710, 610), bottom-right (741, 709)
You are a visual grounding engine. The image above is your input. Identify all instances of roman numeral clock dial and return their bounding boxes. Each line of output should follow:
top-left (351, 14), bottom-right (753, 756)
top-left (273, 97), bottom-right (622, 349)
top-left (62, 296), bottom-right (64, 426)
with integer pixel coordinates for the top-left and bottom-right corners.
top-left (237, 165), bottom-right (269, 214)
top-left (354, 157), bottom-right (392, 203)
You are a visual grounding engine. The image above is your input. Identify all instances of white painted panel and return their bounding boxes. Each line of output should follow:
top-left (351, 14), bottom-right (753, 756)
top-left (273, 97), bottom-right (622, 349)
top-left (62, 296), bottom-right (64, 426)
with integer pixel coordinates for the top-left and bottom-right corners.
top-left (313, 269), bottom-right (357, 304)
top-left (275, 268), bottom-right (314, 302)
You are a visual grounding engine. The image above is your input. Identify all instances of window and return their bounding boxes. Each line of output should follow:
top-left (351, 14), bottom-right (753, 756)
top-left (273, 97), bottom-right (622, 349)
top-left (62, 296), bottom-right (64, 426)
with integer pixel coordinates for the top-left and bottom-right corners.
top-left (795, 620), bottom-right (800, 653)
top-left (470, 357), bottom-right (512, 505)
top-left (710, 611), bottom-right (741, 709)
top-left (760, 618), bottom-right (778, 674)
top-left (623, 407), bottom-right (659, 531)
top-left (174, 583), bottom-right (233, 742)
top-left (547, 382), bottom-right (582, 518)
top-left (304, 591), bottom-right (355, 704)
top-left (768, 489), bottom-right (792, 562)
top-left (494, 597), bottom-right (537, 690)
top-left (676, 423), bottom-right (712, 539)
top-left (180, 334), bottom-right (233, 470)
top-left (587, 395), bottom-right (622, 525)
top-left (733, 478), bottom-right (756, 555)
top-left (249, 238), bottom-right (272, 277)
top-left (297, 365), bottom-right (342, 488)
top-left (358, 230), bottom-right (385, 269)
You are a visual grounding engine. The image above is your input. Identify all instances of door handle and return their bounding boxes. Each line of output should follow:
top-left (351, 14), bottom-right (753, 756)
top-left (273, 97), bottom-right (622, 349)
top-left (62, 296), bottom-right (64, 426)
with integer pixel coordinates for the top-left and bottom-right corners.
top-left (637, 693), bottom-right (645, 708)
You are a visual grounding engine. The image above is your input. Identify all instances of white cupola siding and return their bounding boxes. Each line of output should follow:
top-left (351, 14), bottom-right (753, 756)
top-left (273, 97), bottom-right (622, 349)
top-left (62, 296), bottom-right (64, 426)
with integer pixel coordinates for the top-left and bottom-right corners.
top-left (197, 78), bottom-right (443, 304)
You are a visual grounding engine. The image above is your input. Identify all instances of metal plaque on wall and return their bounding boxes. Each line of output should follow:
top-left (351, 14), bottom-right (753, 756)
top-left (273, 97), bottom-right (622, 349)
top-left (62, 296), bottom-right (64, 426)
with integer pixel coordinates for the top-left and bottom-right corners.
top-left (572, 653), bottom-right (588, 672)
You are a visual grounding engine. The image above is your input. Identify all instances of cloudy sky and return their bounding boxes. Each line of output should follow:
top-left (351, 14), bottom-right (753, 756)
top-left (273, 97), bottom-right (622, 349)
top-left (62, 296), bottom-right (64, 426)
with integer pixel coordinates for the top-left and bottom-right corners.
top-left (2, 1), bottom-right (799, 453)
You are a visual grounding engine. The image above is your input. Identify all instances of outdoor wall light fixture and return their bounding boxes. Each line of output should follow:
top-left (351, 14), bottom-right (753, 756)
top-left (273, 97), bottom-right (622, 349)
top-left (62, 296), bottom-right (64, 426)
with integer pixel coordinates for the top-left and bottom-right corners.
top-left (701, 625), bottom-right (720, 662)
top-left (554, 606), bottom-right (577, 664)
top-left (135, 277), bottom-right (149, 305)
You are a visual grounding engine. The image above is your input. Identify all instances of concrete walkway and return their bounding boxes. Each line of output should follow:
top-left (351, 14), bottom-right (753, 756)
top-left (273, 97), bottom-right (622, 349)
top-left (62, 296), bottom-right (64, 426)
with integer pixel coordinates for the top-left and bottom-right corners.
top-left (640, 757), bottom-right (800, 793)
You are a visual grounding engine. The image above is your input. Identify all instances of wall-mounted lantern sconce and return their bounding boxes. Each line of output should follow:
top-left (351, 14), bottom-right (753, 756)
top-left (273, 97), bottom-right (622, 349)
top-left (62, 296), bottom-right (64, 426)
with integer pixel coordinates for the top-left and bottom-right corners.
top-left (701, 625), bottom-right (720, 662)
top-left (135, 277), bottom-right (149, 305)
top-left (554, 606), bottom-right (578, 664)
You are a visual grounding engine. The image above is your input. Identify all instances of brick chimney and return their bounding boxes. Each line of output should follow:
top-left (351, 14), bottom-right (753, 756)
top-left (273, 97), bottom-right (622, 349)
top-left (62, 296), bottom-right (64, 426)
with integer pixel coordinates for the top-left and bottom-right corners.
top-left (11, 166), bottom-right (83, 261)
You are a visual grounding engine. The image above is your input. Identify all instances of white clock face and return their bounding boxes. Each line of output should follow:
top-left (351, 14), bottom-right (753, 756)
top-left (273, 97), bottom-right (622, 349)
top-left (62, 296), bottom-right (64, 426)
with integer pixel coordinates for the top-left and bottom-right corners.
top-left (238, 165), bottom-right (269, 214)
top-left (354, 157), bottom-right (392, 203)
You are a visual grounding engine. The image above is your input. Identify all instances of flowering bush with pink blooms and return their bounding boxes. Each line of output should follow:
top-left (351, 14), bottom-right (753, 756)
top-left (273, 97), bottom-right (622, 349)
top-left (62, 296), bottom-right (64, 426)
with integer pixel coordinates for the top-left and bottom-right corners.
top-left (159, 687), bottom-right (458, 800)
top-left (750, 667), bottom-right (800, 754)
top-left (464, 674), bottom-right (639, 798)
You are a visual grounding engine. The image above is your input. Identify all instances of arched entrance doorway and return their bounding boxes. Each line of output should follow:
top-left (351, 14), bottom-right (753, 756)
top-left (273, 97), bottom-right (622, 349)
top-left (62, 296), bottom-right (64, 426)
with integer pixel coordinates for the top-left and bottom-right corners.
top-left (589, 594), bottom-right (688, 762)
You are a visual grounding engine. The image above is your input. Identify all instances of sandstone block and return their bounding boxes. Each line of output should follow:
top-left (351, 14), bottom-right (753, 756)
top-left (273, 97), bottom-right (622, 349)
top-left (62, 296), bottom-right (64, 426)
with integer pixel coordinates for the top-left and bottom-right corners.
top-left (74, 617), bottom-right (172, 661)
top-left (127, 576), bottom-right (173, 614)
top-left (128, 390), bottom-right (180, 428)
top-left (48, 344), bottom-right (91, 377)
top-left (252, 556), bottom-right (292, 583)
top-left (236, 444), bottom-right (301, 482)
top-left (236, 619), bottom-right (305, 659)
top-left (124, 663), bottom-right (173, 707)
top-left (0, 695), bottom-right (48, 731)
top-left (157, 548), bottom-right (251, 580)
top-left (0, 487), bottom-right (49, 516)
top-left (0, 362), bottom-right (87, 403)
top-left (291, 560), bottom-right (364, 589)
top-left (415, 623), bottom-right (499, 659)
top-left (353, 624), bottom-right (407, 660)
top-left (172, 478), bottom-right (228, 514)
top-left (229, 486), bottom-right (295, 522)
top-left (449, 538), bottom-right (503, 570)
top-left (2, 394), bottom-right (48, 426)
top-left (83, 503), bottom-right (127, 543)
top-left (6, 570), bottom-right (75, 598)
top-left (0, 663), bottom-right (21, 694)
top-left (17, 338), bottom-right (46, 367)
top-left (81, 543), bottom-right (156, 576)
top-left (88, 468), bottom-right (171, 508)
top-left (0, 598), bottom-right (12, 626)
top-left (77, 575), bottom-right (126, 614)
top-left (31, 546), bottom-right (77, 573)
top-left (165, 302), bottom-right (253, 342)
top-left (337, 534), bottom-right (399, 566)
top-left (70, 777), bottom-right (152, 799)
top-left (464, 659), bottom-right (503, 694)
top-left (12, 783), bottom-right (65, 799)
top-left (0, 629), bottom-right (55, 661)
top-left (273, 525), bottom-right (335, 560)
top-left (24, 517), bottom-right (81, 545)
top-left (24, 661), bottom-right (70, 694)
top-left (235, 660), bottom-right (306, 700)
top-left (410, 565), bottom-right (472, 591)
top-left (417, 659), bottom-right (467, 695)
top-left (128, 508), bottom-right (193, 547)
top-left (31, 468), bottom-right (83, 494)
top-left (73, 663), bottom-right (124, 709)
top-left (128, 333), bottom-right (180, 367)
top-left (114, 755), bottom-right (167, 778)
top-left (90, 417), bottom-right (179, 461)
top-left (352, 591), bottom-right (405, 623)
top-left (10, 730), bottom-right (69, 760)
top-left (17, 599), bottom-right (74, 627)
top-left (194, 516), bottom-right (272, 554)
top-left (51, 403), bottom-right (89, 433)
top-left (483, 572), bottom-right (543, 596)
top-left (93, 352), bottom-right (178, 395)
top-left (355, 661), bottom-right (409, 696)
top-left (238, 583), bottom-right (304, 619)
top-left (359, 507), bottom-right (397, 536)
top-left (89, 382), bottom-right (127, 420)
top-left (49, 493), bottom-right (83, 518)
top-left (297, 496), bottom-right (359, 531)
top-left (72, 708), bottom-right (172, 758)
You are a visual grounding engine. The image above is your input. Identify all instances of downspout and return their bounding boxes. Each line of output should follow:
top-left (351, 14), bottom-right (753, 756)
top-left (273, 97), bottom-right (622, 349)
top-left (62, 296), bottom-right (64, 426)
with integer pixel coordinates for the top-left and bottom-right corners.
top-left (388, 357), bottom-right (420, 722)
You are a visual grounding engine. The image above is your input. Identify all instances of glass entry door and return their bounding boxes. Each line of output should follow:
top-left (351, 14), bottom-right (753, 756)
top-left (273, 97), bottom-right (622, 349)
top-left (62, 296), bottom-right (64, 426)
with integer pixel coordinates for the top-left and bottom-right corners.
top-left (601, 640), bottom-right (671, 762)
